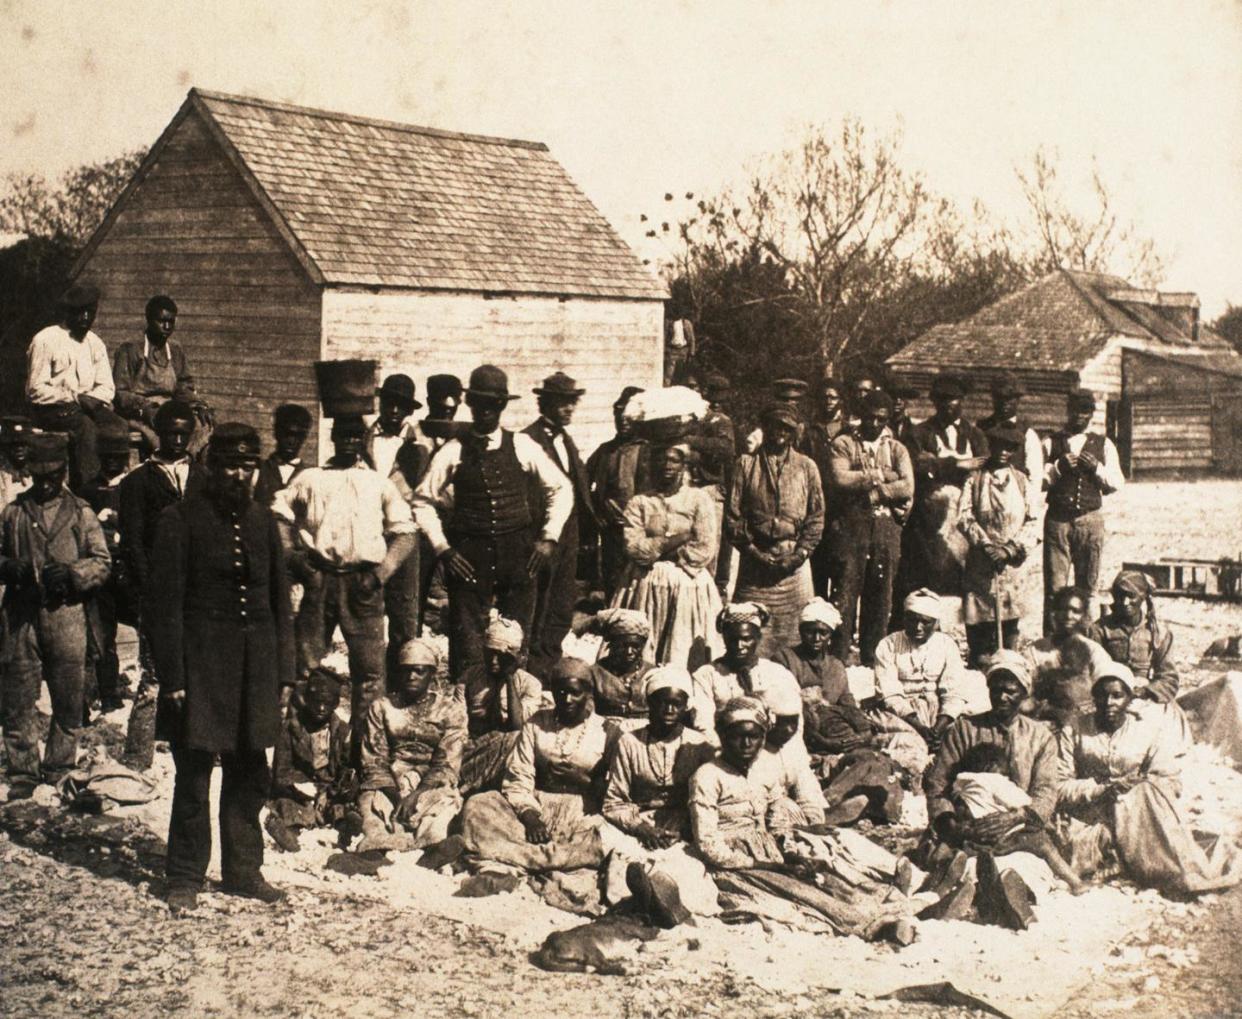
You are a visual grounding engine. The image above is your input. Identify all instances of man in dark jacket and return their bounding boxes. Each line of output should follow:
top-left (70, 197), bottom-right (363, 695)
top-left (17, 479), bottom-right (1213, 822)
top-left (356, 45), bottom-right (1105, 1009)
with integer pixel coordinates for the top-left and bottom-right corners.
top-left (148, 423), bottom-right (294, 912)
top-left (524, 372), bottom-right (595, 678)
top-left (898, 373), bottom-right (989, 600)
top-left (805, 373), bottom-right (849, 599)
top-left (0, 434), bottom-right (110, 797)
top-left (254, 404), bottom-right (311, 508)
top-left (118, 399), bottom-right (204, 768)
top-left (585, 385), bottom-right (650, 600)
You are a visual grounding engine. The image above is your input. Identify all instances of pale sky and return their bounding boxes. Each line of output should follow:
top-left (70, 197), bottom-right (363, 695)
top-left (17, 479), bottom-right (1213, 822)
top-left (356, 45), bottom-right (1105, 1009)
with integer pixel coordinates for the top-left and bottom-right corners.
top-left (3, 0), bottom-right (1240, 314)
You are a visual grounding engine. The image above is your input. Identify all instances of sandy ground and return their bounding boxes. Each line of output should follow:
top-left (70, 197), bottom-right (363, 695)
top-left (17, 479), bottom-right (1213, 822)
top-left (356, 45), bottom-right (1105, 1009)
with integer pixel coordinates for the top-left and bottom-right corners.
top-left (2, 479), bottom-right (1241, 1019)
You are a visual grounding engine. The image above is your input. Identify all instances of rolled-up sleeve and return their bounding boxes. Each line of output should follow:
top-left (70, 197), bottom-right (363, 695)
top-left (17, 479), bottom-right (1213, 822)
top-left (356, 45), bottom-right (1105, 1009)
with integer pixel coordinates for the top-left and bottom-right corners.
top-left (514, 434), bottom-right (572, 544)
top-left (411, 442), bottom-right (461, 555)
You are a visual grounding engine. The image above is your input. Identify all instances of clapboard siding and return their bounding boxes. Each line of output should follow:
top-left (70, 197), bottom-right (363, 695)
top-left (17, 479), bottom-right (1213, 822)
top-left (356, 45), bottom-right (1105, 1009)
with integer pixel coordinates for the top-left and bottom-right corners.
top-left (78, 109), bottom-right (322, 461)
top-left (1131, 398), bottom-right (1213, 473)
top-left (321, 289), bottom-right (664, 457)
top-left (890, 367), bottom-right (1077, 435)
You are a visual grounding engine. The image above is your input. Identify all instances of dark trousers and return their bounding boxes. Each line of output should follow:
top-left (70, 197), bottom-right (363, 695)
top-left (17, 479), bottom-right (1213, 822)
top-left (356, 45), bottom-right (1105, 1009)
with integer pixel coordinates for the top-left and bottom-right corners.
top-left (599, 526), bottom-right (628, 601)
top-left (965, 620), bottom-right (1021, 668)
top-left (28, 401), bottom-right (125, 492)
top-left (830, 513), bottom-right (903, 666)
top-left (1, 603), bottom-right (86, 785)
top-left (90, 579), bottom-right (122, 706)
top-left (297, 568), bottom-right (386, 758)
top-left (166, 746), bottom-right (269, 890)
top-left (384, 541), bottom-right (421, 688)
top-left (1043, 510), bottom-right (1105, 632)
top-left (810, 530), bottom-right (842, 600)
top-left (445, 528), bottom-right (537, 676)
top-left (529, 514), bottom-right (578, 679)
top-left (124, 629), bottom-right (159, 769)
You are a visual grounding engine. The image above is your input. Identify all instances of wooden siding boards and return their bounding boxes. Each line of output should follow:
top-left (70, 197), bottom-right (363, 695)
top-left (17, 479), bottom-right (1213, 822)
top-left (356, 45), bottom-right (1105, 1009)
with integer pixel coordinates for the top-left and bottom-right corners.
top-left (320, 290), bottom-right (663, 457)
top-left (78, 108), bottom-right (323, 462)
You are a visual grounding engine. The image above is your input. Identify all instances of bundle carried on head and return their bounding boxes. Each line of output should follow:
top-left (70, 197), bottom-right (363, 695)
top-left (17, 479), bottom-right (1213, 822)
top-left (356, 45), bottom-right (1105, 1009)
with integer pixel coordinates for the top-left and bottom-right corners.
top-left (622, 386), bottom-right (710, 443)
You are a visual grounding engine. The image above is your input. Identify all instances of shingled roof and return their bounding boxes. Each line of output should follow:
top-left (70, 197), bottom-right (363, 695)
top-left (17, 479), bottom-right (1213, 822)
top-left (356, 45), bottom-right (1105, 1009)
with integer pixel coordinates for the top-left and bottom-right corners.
top-left (88, 89), bottom-right (666, 300)
top-left (888, 269), bottom-right (1229, 372)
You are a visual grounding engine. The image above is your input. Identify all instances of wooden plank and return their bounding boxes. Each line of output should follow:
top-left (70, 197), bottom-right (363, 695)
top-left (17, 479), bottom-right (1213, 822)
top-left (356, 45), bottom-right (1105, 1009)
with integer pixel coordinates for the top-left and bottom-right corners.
top-left (82, 285), bottom-right (316, 307)
top-left (84, 251), bottom-right (303, 275)
top-left (90, 236), bottom-right (287, 256)
top-left (85, 268), bottom-right (308, 288)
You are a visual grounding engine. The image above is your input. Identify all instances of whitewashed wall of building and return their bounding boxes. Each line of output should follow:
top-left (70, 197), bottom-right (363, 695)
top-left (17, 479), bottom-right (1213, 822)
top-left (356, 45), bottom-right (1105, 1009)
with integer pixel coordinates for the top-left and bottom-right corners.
top-left (319, 289), bottom-right (664, 460)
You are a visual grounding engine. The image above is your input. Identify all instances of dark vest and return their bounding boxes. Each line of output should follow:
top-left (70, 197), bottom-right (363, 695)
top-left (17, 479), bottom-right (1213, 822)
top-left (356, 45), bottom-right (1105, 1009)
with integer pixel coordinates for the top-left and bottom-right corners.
top-left (448, 430), bottom-right (533, 537)
top-left (1046, 431), bottom-right (1106, 520)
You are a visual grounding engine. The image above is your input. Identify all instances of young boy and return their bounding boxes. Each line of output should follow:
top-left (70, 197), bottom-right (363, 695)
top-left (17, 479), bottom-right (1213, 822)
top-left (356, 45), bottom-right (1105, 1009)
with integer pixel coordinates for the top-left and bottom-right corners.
top-left (254, 404), bottom-right (311, 508)
top-left (951, 742), bottom-right (1085, 894)
top-left (266, 669), bottom-right (358, 851)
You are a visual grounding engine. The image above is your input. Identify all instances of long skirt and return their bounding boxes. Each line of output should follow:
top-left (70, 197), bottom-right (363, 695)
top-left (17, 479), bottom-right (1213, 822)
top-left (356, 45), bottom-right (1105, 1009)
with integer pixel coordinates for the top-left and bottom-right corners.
top-left (734, 557), bottom-right (814, 657)
top-left (1063, 777), bottom-right (1241, 895)
top-left (460, 730), bottom-right (522, 795)
top-left (460, 789), bottom-right (606, 872)
top-left (612, 560), bottom-right (723, 671)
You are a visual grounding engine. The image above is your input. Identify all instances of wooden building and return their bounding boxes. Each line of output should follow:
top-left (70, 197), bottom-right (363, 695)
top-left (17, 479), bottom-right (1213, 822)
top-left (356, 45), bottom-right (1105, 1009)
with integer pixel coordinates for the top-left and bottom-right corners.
top-left (71, 89), bottom-right (667, 461)
top-left (886, 269), bottom-right (1242, 476)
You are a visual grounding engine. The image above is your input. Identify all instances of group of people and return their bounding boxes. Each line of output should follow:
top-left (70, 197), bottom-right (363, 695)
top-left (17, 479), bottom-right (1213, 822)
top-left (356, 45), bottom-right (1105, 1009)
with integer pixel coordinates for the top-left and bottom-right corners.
top-left (0, 284), bottom-right (1235, 935)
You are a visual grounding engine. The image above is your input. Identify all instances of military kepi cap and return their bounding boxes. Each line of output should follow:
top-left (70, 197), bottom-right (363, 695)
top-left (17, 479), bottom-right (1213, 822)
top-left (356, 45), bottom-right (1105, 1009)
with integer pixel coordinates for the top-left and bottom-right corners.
top-left (209, 422), bottom-right (261, 463)
top-left (27, 433), bottom-right (69, 475)
top-left (1067, 388), bottom-right (1097, 411)
top-left (930, 373), bottom-right (966, 399)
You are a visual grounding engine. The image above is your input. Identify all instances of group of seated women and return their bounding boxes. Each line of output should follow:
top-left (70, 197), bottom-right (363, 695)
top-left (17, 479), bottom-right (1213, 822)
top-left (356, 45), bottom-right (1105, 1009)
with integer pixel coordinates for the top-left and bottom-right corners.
top-left (269, 566), bottom-right (1240, 937)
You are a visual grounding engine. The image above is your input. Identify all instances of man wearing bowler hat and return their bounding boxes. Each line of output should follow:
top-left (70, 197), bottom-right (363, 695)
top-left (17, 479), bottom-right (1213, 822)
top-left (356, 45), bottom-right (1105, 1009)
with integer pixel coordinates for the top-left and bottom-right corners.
top-left (412, 374), bottom-right (465, 456)
top-left (1041, 388), bottom-right (1123, 627)
top-left (147, 423), bottom-right (294, 910)
top-left (25, 283), bottom-right (125, 490)
top-left (368, 373), bottom-right (430, 681)
top-left (524, 371), bottom-right (596, 678)
top-left (412, 365), bottom-right (572, 675)
top-left (0, 433), bottom-right (110, 798)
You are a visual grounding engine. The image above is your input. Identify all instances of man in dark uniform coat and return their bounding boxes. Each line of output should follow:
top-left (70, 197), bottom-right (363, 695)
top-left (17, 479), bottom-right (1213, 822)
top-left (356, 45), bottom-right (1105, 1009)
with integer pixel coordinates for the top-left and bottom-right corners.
top-left (523, 372), bottom-right (596, 679)
top-left (148, 423), bottom-right (294, 912)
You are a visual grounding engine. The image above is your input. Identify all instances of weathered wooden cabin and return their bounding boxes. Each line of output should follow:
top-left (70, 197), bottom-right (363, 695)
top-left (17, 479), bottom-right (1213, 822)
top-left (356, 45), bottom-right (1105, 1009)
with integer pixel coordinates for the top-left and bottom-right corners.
top-left (886, 269), bottom-right (1242, 475)
top-left (72, 89), bottom-right (667, 460)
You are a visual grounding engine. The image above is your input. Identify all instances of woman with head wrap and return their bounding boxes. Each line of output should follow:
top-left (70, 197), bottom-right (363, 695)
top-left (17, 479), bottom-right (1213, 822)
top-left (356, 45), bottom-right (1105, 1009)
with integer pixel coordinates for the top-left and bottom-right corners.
top-left (770, 598), bottom-right (852, 704)
top-left (1085, 569), bottom-right (1179, 702)
top-left (862, 590), bottom-right (968, 772)
top-left (956, 422), bottom-right (1039, 667)
top-left (611, 442), bottom-right (724, 671)
top-left (457, 615), bottom-right (545, 794)
top-left (726, 403), bottom-right (824, 657)
top-left (581, 607), bottom-right (657, 728)
top-left (691, 603), bottom-right (802, 747)
top-left (459, 657), bottom-right (620, 874)
top-left (356, 638), bottom-right (468, 852)
top-left (690, 697), bottom-right (919, 939)
top-left (1058, 662), bottom-right (1240, 895)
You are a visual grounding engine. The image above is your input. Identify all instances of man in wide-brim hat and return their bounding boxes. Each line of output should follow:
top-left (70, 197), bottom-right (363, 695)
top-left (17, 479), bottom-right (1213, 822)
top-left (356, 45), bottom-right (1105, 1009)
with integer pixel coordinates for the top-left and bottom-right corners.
top-left (0, 432), bottom-right (111, 799)
top-left (523, 372), bottom-right (595, 678)
top-left (413, 364), bottom-right (573, 674)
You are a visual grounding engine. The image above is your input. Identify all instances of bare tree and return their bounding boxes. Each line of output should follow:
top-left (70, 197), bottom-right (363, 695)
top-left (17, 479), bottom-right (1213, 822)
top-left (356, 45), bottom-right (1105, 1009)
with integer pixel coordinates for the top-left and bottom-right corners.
top-left (663, 119), bottom-right (947, 373)
top-left (1016, 147), bottom-right (1164, 286)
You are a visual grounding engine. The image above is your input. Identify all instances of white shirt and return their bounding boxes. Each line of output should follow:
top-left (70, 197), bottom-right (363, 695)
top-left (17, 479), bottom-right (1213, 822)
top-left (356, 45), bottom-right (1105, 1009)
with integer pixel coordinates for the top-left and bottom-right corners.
top-left (277, 459), bottom-right (301, 485)
top-left (26, 325), bottom-right (115, 405)
top-left (152, 455), bottom-right (190, 497)
top-left (412, 429), bottom-right (573, 554)
top-left (1042, 432), bottom-right (1125, 494)
top-left (367, 417), bottom-right (418, 481)
top-left (273, 461), bottom-right (415, 567)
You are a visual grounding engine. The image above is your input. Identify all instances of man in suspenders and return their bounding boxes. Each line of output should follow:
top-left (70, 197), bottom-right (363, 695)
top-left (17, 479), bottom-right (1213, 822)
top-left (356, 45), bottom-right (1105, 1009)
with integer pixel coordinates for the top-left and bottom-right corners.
top-left (1042, 389), bottom-right (1124, 629)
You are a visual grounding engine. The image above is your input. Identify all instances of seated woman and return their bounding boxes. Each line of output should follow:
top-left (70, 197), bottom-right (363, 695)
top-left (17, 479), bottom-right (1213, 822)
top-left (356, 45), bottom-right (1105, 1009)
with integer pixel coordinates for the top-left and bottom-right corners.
top-left (1058, 662), bottom-right (1240, 896)
top-left (691, 603), bottom-right (802, 745)
top-left (459, 615), bottom-right (545, 794)
top-left (920, 652), bottom-right (1065, 924)
top-left (612, 443), bottom-right (723, 671)
top-left (863, 589), bottom-right (968, 772)
top-left (689, 698), bottom-right (917, 941)
top-left (581, 607), bottom-right (656, 729)
top-left (1086, 569), bottom-right (1179, 703)
top-left (769, 598), bottom-right (851, 700)
top-left (1024, 586), bottom-right (1113, 734)
top-left (750, 683), bottom-right (827, 828)
top-left (266, 668), bottom-right (358, 852)
top-left (357, 638), bottom-right (467, 852)
top-left (460, 657), bottom-right (619, 872)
